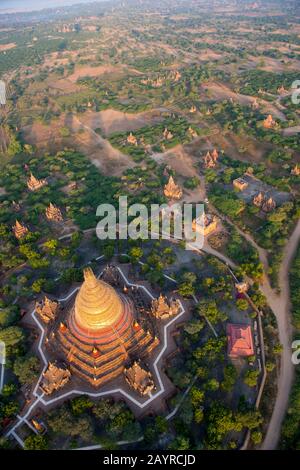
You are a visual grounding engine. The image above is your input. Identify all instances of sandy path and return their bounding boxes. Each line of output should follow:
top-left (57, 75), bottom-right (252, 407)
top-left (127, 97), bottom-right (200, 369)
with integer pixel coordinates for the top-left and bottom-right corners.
top-left (261, 218), bottom-right (300, 450)
top-left (80, 109), bottom-right (162, 136)
top-left (282, 125), bottom-right (300, 137)
top-left (67, 114), bottom-right (135, 176)
top-left (201, 82), bottom-right (287, 120)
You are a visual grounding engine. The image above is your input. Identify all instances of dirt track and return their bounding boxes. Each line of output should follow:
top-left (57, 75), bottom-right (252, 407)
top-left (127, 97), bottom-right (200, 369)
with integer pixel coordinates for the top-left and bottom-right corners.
top-left (261, 218), bottom-right (300, 449)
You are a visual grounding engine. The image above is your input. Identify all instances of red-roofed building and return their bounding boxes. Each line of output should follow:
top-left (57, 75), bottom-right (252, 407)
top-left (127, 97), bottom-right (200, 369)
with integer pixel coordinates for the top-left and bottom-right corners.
top-left (227, 323), bottom-right (254, 358)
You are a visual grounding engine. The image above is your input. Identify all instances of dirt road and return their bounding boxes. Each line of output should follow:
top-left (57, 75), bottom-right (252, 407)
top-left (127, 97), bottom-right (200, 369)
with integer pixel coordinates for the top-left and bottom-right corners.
top-left (261, 218), bottom-right (300, 449)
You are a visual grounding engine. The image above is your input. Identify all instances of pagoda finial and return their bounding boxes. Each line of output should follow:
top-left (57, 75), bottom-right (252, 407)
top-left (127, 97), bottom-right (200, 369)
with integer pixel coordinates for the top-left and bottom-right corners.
top-left (83, 267), bottom-right (97, 286)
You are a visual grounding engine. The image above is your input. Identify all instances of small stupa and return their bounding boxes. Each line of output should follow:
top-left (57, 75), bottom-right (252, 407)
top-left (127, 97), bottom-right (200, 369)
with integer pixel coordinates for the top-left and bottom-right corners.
top-left (40, 362), bottom-right (71, 395)
top-left (291, 164), bottom-right (300, 176)
top-left (188, 127), bottom-right (198, 138)
top-left (124, 361), bottom-right (155, 396)
top-left (27, 173), bottom-right (47, 191)
top-left (263, 114), bottom-right (276, 129)
top-left (45, 203), bottom-right (63, 222)
top-left (151, 294), bottom-right (181, 320)
top-left (127, 132), bottom-right (138, 146)
top-left (277, 85), bottom-right (287, 95)
top-left (13, 220), bottom-right (28, 239)
top-left (203, 151), bottom-right (217, 169)
top-left (262, 197), bottom-right (276, 213)
top-left (35, 296), bottom-right (59, 323)
top-left (163, 128), bottom-right (174, 140)
top-left (252, 98), bottom-right (259, 110)
top-left (163, 176), bottom-right (183, 200)
top-left (253, 192), bottom-right (265, 208)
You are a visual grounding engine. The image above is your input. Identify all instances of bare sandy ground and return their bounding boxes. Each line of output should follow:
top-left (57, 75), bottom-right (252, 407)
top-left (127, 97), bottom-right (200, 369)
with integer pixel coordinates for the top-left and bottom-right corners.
top-left (201, 82), bottom-right (287, 120)
top-left (151, 144), bottom-right (197, 178)
top-left (198, 131), bottom-right (272, 164)
top-left (249, 54), bottom-right (300, 73)
top-left (0, 43), bottom-right (16, 51)
top-left (198, 50), bottom-right (224, 61)
top-left (22, 114), bottom-right (134, 177)
top-left (151, 144), bottom-right (205, 203)
top-left (68, 65), bottom-right (125, 82)
top-left (47, 78), bottom-right (84, 94)
top-left (282, 125), bottom-right (300, 137)
top-left (66, 114), bottom-right (135, 176)
top-left (80, 109), bottom-right (163, 136)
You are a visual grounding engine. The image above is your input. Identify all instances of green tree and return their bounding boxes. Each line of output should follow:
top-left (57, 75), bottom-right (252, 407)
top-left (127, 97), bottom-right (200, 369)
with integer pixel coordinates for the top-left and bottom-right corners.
top-left (13, 356), bottom-right (41, 385)
top-left (24, 434), bottom-right (48, 450)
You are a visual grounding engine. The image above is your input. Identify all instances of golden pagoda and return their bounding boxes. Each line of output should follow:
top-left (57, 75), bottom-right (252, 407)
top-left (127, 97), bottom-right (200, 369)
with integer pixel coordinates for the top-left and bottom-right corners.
top-left (192, 213), bottom-right (218, 237)
top-left (262, 197), bottom-right (276, 213)
top-left (188, 127), bottom-right (198, 138)
top-left (124, 361), bottom-right (155, 396)
top-left (35, 296), bottom-right (59, 324)
top-left (13, 220), bottom-right (28, 240)
top-left (164, 176), bottom-right (183, 200)
top-left (152, 77), bottom-right (163, 88)
top-left (172, 70), bottom-right (181, 82)
top-left (12, 200), bottom-right (21, 212)
top-left (127, 132), bottom-right (138, 146)
top-left (235, 282), bottom-right (249, 294)
top-left (277, 85), bottom-right (287, 95)
top-left (253, 191), bottom-right (264, 208)
top-left (45, 203), bottom-right (63, 222)
top-left (263, 114), bottom-right (276, 129)
top-left (163, 128), bottom-right (174, 140)
top-left (54, 268), bottom-right (159, 387)
top-left (203, 151), bottom-right (217, 169)
top-left (211, 148), bottom-right (219, 162)
top-left (40, 362), bottom-right (71, 395)
top-left (291, 164), bottom-right (300, 176)
top-left (252, 98), bottom-right (259, 110)
top-left (151, 294), bottom-right (180, 320)
top-left (27, 173), bottom-right (47, 191)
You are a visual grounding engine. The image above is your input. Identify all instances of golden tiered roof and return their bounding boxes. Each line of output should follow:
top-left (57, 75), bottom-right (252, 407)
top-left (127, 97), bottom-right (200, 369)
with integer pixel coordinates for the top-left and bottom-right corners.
top-left (74, 267), bottom-right (124, 331)
top-left (203, 150), bottom-right (218, 169)
top-left (36, 296), bottom-right (59, 323)
top-left (291, 164), bottom-right (300, 176)
top-left (151, 294), bottom-right (180, 320)
top-left (263, 114), bottom-right (276, 129)
top-left (27, 173), bottom-right (47, 191)
top-left (40, 362), bottom-right (71, 395)
top-left (163, 176), bottom-right (182, 200)
top-left (45, 202), bottom-right (63, 222)
top-left (13, 220), bottom-right (28, 239)
top-left (124, 361), bottom-right (155, 396)
top-left (51, 266), bottom-right (161, 387)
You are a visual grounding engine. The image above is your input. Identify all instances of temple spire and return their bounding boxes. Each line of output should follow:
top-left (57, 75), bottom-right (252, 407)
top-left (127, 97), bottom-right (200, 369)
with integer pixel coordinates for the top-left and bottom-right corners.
top-left (83, 267), bottom-right (98, 287)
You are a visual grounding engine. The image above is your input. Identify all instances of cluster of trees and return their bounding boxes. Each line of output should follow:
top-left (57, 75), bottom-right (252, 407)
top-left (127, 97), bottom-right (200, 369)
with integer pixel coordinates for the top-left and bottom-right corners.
top-left (163, 248), bottom-right (263, 448)
top-left (109, 117), bottom-right (199, 158)
top-left (45, 396), bottom-right (141, 448)
top-left (206, 403), bottom-right (263, 449)
top-left (235, 69), bottom-right (300, 96)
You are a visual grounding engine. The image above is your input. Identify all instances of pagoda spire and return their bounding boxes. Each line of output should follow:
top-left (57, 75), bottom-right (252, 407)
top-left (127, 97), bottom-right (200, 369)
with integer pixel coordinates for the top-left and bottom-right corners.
top-left (13, 220), bottom-right (28, 239)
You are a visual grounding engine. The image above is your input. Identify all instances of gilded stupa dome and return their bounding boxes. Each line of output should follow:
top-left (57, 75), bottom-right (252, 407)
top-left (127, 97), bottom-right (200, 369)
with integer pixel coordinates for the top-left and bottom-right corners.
top-left (74, 267), bottom-right (124, 330)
